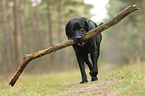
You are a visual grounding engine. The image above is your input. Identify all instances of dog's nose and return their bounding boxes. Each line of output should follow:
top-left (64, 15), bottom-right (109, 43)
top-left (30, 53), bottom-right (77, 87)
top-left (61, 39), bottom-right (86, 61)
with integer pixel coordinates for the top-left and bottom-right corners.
top-left (76, 36), bottom-right (82, 41)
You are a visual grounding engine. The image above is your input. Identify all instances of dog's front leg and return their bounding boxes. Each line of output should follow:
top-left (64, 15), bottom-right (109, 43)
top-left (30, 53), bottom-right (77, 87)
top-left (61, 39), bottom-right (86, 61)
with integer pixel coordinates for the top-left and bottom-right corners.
top-left (76, 55), bottom-right (88, 84)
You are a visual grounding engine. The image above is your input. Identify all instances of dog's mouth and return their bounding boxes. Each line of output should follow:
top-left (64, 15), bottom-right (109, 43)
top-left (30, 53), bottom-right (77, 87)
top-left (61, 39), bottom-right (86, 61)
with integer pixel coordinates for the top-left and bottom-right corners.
top-left (77, 41), bottom-right (85, 46)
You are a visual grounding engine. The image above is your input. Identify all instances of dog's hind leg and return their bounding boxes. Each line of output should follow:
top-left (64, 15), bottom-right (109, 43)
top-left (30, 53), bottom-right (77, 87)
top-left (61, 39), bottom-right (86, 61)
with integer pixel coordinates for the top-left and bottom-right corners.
top-left (84, 55), bottom-right (93, 72)
top-left (89, 50), bottom-right (99, 81)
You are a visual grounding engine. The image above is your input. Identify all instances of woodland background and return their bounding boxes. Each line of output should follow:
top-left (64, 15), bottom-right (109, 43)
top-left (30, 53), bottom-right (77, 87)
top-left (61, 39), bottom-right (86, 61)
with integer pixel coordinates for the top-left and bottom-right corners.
top-left (0, 0), bottom-right (145, 74)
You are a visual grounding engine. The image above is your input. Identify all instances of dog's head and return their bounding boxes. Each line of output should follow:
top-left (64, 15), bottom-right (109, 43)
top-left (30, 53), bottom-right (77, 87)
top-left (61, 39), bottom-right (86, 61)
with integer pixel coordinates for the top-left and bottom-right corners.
top-left (65, 17), bottom-right (91, 46)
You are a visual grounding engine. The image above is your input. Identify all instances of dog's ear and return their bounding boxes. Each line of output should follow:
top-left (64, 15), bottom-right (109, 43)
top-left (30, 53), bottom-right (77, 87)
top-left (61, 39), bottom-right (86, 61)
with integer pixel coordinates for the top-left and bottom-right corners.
top-left (83, 17), bottom-right (98, 32)
top-left (82, 17), bottom-right (90, 32)
top-left (65, 23), bottom-right (72, 39)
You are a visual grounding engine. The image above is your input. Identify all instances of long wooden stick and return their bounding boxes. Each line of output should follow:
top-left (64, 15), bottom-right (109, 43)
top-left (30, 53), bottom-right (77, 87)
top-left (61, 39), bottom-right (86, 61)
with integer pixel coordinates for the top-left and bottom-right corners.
top-left (9, 5), bottom-right (138, 87)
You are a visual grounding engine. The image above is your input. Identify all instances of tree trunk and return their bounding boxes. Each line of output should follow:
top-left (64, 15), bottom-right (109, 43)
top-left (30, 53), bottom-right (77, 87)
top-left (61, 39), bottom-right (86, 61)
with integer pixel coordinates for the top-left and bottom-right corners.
top-left (35, 2), bottom-right (42, 49)
top-left (47, 0), bottom-right (54, 67)
top-left (56, 0), bottom-right (62, 43)
top-left (56, 0), bottom-right (64, 70)
top-left (141, 0), bottom-right (145, 31)
top-left (13, 0), bottom-right (23, 65)
top-left (7, 0), bottom-right (15, 67)
top-left (30, 1), bottom-right (39, 51)
top-left (9, 5), bottom-right (138, 87)
top-left (2, 0), bottom-right (12, 71)
top-left (23, 0), bottom-right (31, 52)
top-left (140, 0), bottom-right (145, 52)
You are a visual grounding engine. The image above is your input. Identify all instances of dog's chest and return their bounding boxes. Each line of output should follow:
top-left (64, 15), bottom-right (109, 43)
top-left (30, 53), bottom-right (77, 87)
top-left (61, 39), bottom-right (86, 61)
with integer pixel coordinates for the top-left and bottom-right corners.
top-left (73, 43), bottom-right (95, 54)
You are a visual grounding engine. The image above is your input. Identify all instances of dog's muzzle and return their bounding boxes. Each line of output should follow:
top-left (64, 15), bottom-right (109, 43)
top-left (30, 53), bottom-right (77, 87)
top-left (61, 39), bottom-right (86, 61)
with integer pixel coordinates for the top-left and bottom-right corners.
top-left (74, 36), bottom-right (86, 46)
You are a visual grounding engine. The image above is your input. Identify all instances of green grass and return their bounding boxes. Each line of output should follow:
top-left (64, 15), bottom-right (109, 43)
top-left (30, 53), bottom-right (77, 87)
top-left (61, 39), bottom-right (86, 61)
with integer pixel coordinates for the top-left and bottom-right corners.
top-left (0, 64), bottom-right (145, 96)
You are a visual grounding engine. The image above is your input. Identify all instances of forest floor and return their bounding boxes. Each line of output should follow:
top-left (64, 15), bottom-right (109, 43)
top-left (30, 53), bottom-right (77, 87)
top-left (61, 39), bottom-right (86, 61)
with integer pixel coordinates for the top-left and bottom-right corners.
top-left (0, 63), bottom-right (145, 96)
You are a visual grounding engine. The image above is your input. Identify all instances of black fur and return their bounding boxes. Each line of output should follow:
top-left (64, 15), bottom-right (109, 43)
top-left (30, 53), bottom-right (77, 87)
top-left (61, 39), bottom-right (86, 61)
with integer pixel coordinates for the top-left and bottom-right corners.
top-left (65, 17), bottom-right (102, 83)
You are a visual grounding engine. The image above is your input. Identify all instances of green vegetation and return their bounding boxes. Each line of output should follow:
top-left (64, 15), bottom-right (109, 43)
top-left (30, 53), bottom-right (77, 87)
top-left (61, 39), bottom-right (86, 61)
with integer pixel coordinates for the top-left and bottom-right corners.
top-left (0, 64), bottom-right (144, 96)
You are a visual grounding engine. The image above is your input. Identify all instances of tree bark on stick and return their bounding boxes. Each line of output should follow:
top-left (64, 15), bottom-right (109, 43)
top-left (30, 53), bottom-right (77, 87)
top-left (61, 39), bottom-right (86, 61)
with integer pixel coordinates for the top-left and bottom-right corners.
top-left (9, 5), bottom-right (138, 87)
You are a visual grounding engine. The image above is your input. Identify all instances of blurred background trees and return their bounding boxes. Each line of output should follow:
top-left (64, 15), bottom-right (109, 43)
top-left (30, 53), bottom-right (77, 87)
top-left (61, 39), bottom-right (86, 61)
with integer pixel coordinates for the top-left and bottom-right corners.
top-left (0, 0), bottom-right (144, 75)
top-left (102, 0), bottom-right (145, 64)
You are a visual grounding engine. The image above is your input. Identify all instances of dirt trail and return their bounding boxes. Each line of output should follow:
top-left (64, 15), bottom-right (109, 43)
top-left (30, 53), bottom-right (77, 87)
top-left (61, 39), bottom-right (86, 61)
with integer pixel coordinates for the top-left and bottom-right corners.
top-left (60, 78), bottom-right (120, 96)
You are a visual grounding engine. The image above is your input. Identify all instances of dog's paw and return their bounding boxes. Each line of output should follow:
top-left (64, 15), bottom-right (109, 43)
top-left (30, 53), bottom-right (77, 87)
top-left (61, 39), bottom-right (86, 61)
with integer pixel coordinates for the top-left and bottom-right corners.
top-left (91, 77), bottom-right (98, 81)
top-left (80, 79), bottom-right (88, 84)
top-left (89, 71), bottom-right (98, 77)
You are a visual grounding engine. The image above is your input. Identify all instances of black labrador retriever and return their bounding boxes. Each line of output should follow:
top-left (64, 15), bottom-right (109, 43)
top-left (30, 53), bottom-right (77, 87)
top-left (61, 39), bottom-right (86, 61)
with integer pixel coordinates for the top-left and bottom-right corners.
top-left (65, 17), bottom-right (102, 83)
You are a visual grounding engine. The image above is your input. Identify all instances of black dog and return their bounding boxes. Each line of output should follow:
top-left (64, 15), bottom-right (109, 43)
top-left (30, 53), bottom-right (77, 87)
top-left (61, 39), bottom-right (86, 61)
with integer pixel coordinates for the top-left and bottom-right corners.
top-left (65, 17), bottom-right (102, 83)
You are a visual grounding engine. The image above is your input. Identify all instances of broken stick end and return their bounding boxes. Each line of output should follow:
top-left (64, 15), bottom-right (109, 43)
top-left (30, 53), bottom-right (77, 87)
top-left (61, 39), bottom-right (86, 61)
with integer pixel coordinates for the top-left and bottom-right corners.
top-left (9, 80), bottom-right (15, 87)
top-left (132, 4), bottom-right (136, 7)
top-left (132, 4), bottom-right (138, 10)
